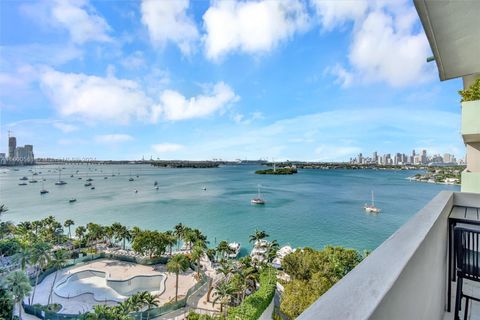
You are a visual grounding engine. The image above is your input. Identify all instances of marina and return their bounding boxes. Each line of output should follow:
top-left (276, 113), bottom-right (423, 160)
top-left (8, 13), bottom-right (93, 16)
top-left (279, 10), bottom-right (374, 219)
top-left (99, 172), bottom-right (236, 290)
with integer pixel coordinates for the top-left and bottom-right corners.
top-left (0, 164), bottom-right (459, 252)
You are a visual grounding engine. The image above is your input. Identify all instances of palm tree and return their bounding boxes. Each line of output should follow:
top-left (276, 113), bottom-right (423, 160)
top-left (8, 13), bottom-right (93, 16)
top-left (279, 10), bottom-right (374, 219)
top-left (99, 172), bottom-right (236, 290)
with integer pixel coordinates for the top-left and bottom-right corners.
top-left (266, 240), bottom-right (279, 263)
top-left (0, 204), bottom-right (7, 221)
top-left (130, 226), bottom-right (142, 243)
top-left (141, 292), bottom-right (158, 320)
top-left (47, 249), bottom-right (68, 305)
top-left (166, 254), bottom-right (190, 302)
top-left (216, 240), bottom-right (230, 261)
top-left (249, 229), bottom-right (269, 244)
top-left (164, 231), bottom-right (177, 255)
top-left (212, 280), bottom-right (234, 315)
top-left (5, 270), bottom-right (32, 320)
top-left (117, 225), bottom-right (131, 250)
top-left (29, 242), bottom-right (51, 304)
top-left (174, 223), bottom-right (185, 250)
top-left (64, 219), bottom-right (74, 239)
top-left (16, 243), bottom-right (31, 270)
top-left (190, 243), bottom-right (205, 279)
top-left (75, 225), bottom-right (86, 241)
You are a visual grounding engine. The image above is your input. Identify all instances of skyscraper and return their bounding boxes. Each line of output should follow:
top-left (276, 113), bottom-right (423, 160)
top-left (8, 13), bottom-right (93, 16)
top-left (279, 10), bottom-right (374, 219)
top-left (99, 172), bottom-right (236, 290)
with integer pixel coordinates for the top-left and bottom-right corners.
top-left (8, 136), bottom-right (16, 159)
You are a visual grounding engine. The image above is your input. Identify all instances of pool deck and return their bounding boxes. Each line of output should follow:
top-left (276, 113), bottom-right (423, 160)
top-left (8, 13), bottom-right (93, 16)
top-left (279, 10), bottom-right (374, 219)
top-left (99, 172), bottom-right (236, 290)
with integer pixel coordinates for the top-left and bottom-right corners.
top-left (27, 259), bottom-right (197, 315)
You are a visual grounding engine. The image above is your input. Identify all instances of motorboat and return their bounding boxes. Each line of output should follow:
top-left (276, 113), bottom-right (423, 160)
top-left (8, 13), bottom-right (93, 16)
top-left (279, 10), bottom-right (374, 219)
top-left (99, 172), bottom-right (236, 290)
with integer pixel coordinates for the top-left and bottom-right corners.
top-left (19, 176), bottom-right (28, 181)
top-left (228, 242), bottom-right (241, 259)
top-left (69, 198), bottom-right (77, 203)
top-left (18, 182), bottom-right (28, 186)
top-left (84, 182), bottom-right (92, 187)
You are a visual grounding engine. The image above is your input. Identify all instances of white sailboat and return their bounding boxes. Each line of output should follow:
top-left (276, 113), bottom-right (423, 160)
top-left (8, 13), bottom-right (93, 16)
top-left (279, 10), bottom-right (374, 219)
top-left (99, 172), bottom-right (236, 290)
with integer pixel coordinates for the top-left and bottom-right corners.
top-left (364, 191), bottom-right (381, 213)
top-left (55, 168), bottom-right (67, 185)
top-left (251, 184), bottom-right (266, 205)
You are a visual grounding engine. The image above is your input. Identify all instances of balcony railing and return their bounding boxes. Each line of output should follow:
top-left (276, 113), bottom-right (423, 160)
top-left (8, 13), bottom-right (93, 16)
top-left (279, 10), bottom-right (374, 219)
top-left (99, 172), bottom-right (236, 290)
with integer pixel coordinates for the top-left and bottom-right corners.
top-left (297, 191), bottom-right (480, 320)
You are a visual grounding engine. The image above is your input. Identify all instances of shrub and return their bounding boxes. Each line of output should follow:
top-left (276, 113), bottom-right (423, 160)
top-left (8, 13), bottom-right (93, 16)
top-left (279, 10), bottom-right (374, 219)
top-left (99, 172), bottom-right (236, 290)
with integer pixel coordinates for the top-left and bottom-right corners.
top-left (227, 268), bottom-right (276, 320)
top-left (459, 78), bottom-right (480, 102)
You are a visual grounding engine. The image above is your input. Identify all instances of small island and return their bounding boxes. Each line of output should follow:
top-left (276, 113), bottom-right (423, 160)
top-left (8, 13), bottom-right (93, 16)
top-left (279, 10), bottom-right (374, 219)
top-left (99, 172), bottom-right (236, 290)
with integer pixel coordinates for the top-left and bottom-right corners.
top-left (255, 167), bottom-right (298, 175)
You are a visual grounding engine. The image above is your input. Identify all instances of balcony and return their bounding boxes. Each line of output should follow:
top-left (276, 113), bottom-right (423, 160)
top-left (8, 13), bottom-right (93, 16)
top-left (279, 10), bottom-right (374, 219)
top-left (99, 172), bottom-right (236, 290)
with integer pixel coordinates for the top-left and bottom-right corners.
top-left (462, 172), bottom-right (480, 193)
top-left (462, 101), bottom-right (480, 144)
top-left (297, 191), bottom-right (480, 320)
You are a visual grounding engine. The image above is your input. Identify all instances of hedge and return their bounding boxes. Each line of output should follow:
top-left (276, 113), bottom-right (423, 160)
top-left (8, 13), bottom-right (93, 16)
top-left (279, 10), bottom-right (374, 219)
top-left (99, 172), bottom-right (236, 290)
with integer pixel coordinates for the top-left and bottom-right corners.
top-left (227, 268), bottom-right (276, 320)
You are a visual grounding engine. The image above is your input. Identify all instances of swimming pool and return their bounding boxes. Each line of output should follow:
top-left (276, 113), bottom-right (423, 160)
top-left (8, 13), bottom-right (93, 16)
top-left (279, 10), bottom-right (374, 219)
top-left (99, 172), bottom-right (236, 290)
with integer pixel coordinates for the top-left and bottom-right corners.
top-left (54, 269), bottom-right (166, 302)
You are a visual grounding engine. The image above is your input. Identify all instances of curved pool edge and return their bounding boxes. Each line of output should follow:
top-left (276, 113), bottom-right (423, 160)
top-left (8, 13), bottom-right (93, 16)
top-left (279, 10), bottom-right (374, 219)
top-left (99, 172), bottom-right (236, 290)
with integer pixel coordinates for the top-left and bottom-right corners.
top-left (54, 268), bottom-right (166, 302)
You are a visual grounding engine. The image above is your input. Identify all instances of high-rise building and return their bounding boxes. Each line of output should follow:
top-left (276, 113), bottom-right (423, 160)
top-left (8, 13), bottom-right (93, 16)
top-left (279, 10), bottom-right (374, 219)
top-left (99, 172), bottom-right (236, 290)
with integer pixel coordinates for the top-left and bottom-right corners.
top-left (373, 152), bottom-right (378, 164)
top-left (8, 136), bottom-right (16, 159)
top-left (357, 153), bottom-right (363, 164)
top-left (421, 150), bottom-right (427, 164)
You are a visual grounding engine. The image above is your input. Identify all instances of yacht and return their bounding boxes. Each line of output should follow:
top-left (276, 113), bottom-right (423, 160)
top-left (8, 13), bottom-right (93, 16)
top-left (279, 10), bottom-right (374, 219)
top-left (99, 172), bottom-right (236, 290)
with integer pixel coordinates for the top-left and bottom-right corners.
top-left (19, 176), bottom-right (28, 181)
top-left (129, 177), bottom-right (134, 182)
top-left (364, 191), bottom-right (381, 213)
top-left (18, 182), bottom-right (28, 186)
top-left (29, 179), bottom-right (38, 183)
top-left (69, 198), bottom-right (77, 203)
top-left (251, 184), bottom-right (266, 205)
top-left (40, 181), bottom-right (49, 194)
top-left (250, 240), bottom-right (269, 262)
top-left (228, 242), bottom-right (241, 259)
top-left (55, 169), bottom-right (67, 185)
top-left (84, 182), bottom-right (92, 187)
top-left (86, 178), bottom-right (93, 182)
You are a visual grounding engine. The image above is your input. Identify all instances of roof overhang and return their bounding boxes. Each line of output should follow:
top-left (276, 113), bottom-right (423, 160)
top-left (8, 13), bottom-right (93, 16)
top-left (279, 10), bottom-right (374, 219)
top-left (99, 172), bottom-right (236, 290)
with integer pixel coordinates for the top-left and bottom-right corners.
top-left (414, 0), bottom-right (480, 81)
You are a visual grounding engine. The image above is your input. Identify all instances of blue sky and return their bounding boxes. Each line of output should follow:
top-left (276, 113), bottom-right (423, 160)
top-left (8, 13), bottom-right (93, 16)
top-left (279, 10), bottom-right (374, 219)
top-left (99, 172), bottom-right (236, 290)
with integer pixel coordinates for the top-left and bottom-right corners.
top-left (0, 0), bottom-right (464, 161)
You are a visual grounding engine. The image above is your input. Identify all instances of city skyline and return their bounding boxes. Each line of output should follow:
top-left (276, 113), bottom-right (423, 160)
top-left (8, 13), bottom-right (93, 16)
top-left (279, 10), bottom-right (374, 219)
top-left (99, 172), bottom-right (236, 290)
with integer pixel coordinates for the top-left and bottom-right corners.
top-left (0, 0), bottom-right (465, 161)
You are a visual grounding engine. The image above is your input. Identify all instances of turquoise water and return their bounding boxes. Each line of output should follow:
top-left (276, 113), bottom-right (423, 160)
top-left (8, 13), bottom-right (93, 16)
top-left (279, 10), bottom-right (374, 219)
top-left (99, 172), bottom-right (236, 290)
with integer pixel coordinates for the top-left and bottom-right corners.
top-left (0, 164), bottom-right (459, 253)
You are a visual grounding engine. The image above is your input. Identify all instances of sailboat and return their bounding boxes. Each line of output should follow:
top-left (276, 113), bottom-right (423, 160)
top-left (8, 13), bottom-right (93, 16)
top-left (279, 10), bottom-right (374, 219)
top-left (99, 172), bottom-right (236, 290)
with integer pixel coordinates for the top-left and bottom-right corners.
top-left (40, 181), bottom-right (49, 194)
top-left (364, 191), bottom-right (381, 213)
top-left (55, 169), bottom-right (67, 185)
top-left (251, 184), bottom-right (266, 205)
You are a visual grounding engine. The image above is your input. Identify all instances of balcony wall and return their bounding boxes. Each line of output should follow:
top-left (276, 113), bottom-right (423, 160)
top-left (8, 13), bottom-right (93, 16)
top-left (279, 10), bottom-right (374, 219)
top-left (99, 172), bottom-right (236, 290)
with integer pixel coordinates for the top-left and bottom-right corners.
top-left (298, 192), bottom-right (480, 320)
top-left (461, 100), bottom-right (480, 144)
top-left (462, 171), bottom-right (480, 193)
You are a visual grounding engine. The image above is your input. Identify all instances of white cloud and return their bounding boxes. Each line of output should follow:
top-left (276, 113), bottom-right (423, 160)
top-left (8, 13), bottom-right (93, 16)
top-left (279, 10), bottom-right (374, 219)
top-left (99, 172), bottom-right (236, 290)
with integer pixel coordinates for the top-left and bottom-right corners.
top-left (95, 134), bottom-right (134, 143)
top-left (317, 1), bottom-right (434, 87)
top-left (314, 145), bottom-right (362, 161)
top-left (21, 0), bottom-right (111, 44)
top-left (121, 51), bottom-right (146, 70)
top-left (152, 82), bottom-right (239, 121)
top-left (310, 0), bottom-right (368, 30)
top-left (152, 143), bottom-right (184, 153)
top-left (53, 122), bottom-right (78, 133)
top-left (203, 0), bottom-right (309, 60)
top-left (39, 68), bottom-right (238, 124)
top-left (40, 68), bottom-right (151, 124)
top-left (141, 0), bottom-right (199, 55)
top-left (324, 64), bottom-right (353, 88)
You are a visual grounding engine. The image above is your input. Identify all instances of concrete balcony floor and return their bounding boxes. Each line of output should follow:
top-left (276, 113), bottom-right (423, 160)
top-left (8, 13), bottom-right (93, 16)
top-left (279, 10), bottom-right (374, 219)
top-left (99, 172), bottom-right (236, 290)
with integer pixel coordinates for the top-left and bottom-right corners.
top-left (445, 279), bottom-right (480, 320)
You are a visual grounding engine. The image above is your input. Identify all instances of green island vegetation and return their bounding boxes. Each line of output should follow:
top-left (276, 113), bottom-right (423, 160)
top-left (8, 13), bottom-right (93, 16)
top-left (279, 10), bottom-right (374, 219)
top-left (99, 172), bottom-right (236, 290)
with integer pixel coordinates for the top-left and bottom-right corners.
top-left (459, 77), bottom-right (480, 102)
top-left (255, 167), bottom-right (298, 175)
top-left (411, 166), bottom-right (463, 184)
top-left (279, 247), bottom-right (365, 319)
top-left (1, 203), bottom-right (364, 320)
